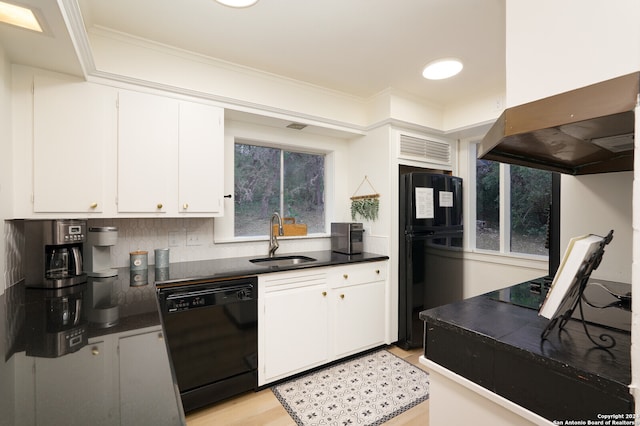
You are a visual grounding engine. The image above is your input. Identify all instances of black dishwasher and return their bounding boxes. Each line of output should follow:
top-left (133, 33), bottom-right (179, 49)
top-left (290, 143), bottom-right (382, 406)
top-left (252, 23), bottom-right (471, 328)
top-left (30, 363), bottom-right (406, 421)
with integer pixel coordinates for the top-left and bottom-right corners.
top-left (157, 276), bottom-right (258, 413)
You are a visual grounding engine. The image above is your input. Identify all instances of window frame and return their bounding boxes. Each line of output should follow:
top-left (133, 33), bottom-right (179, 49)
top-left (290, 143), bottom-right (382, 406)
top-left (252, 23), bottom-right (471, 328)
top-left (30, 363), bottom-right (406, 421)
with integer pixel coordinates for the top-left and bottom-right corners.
top-left (470, 142), bottom-right (550, 260)
top-left (233, 140), bottom-right (327, 238)
top-left (214, 130), bottom-right (334, 244)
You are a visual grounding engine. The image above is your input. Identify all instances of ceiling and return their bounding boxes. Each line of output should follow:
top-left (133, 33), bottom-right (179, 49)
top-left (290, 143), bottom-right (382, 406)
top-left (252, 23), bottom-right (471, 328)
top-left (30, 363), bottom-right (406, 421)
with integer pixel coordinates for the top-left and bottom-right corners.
top-left (0, 0), bottom-right (505, 108)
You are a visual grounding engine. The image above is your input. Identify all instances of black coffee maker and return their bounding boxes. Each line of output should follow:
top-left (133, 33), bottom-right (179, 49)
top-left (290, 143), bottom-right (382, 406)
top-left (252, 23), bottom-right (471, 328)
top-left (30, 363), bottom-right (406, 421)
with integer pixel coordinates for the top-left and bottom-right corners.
top-left (25, 220), bottom-right (87, 288)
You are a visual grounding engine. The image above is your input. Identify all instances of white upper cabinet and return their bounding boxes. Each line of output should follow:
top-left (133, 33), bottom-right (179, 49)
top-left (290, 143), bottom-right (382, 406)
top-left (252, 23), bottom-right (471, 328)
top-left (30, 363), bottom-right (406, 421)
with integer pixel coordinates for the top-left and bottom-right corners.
top-left (178, 101), bottom-right (224, 215)
top-left (117, 90), bottom-right (178, 214)
top-left (32, 74), bottom-right (116, 214)
top-left (17, 67), bottom-right (224, 218)
top-left (117, 90), bottom-right (225, 216)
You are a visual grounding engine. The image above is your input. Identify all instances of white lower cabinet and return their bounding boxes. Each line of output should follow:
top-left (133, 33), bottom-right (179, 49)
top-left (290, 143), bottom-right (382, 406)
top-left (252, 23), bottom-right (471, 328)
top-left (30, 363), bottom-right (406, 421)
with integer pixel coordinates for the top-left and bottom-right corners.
top-left (119, 329), bottom-right (182, 426)
top-left (258, 261), bottom-right (388, 386)
top-left (33, 340), bottom-right (115, 425)
top-left (259, 269), bottom-right (329, 385)
top-left (332, 280), bottom-right (386, 358)
top-left (15, 326), bottom-right (181, 426)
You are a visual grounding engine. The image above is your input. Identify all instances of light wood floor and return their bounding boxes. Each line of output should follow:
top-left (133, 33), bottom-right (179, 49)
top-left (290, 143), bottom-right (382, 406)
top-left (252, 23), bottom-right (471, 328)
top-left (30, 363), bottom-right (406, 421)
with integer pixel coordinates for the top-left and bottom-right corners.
top-left (185, 346), bottom-right (429, 426)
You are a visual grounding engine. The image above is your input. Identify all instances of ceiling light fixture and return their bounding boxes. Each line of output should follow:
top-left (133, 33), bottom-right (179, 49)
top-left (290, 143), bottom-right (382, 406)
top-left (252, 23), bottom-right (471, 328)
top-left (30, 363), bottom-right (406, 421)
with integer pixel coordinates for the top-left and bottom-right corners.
top-left (214, 0), bottom-right (259, 8)
top-left (422, 58), bottom-right (463, 80)
top-left (0, 1), bottom-right (42, 32)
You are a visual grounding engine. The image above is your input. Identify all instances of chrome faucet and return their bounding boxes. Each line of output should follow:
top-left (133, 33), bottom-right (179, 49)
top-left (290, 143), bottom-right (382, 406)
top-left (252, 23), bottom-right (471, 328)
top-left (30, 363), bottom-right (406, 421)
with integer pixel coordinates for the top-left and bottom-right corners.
top-left (269, 212), bottom-right (284, 257)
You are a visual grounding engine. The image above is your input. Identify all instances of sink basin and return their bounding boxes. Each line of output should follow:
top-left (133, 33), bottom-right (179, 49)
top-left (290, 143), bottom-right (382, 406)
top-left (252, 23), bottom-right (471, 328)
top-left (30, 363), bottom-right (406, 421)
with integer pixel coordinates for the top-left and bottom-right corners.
top-left (249, 255), bottom-right (317, 268)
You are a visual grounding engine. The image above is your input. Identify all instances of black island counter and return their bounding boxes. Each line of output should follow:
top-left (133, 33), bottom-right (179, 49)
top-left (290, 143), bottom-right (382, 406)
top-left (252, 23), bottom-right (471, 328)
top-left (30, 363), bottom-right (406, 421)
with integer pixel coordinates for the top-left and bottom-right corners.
top-left (419, 278), bottom-right (633, 426)
top-left (0, 250), bottom-right (388, 425)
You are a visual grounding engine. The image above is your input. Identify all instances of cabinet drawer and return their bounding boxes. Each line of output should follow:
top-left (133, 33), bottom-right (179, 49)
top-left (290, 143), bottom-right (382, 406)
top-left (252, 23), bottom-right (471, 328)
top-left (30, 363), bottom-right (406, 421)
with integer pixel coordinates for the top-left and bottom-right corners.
top-left (330, 261), bottom-right (387, 288)
top-left (261, 268), bottom-right (328, 292)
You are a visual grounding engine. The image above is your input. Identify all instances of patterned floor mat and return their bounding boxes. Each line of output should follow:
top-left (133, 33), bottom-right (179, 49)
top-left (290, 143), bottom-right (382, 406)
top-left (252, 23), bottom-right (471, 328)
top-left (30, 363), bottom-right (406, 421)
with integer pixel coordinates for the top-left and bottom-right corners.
top-left (271, 349), bottom-right (429, 426)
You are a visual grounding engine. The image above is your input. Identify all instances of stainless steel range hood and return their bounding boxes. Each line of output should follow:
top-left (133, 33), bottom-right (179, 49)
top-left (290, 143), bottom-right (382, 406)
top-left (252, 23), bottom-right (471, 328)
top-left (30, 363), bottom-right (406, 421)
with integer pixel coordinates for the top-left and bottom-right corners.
top-left (478, 72), bottom-right (639, 175)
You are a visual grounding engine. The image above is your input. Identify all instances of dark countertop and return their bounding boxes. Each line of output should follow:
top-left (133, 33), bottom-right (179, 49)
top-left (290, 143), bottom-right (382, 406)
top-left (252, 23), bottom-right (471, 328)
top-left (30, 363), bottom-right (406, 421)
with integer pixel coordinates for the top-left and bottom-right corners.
top-left (1, 250), bottom-right (388, 425)
top-left (420, 278), bottom-right (632, 422)
top-left (153, 251), bottom-right (389, 287)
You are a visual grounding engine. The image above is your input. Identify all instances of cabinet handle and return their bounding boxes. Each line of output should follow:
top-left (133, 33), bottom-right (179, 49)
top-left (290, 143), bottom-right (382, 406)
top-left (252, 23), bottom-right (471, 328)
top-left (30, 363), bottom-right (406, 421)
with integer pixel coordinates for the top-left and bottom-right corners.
top-left (90, 202), bottom-right (98, 209)
top-left (183, 203), bottom-right (189, 210)
top-left (322, 291), bottom-right (327, 296)
top-left (91, 347), bottom-right (99, 356)
top-left (343, 274), bottom-right (348, 279)
top-left (375, 269), bottom-right (380, 274)
top-left (158, 333), bottom-right (164, 340)
top-left (340, 294), bottom-right (345, 299)
top-left (157, 203), bottom-right (163, 209)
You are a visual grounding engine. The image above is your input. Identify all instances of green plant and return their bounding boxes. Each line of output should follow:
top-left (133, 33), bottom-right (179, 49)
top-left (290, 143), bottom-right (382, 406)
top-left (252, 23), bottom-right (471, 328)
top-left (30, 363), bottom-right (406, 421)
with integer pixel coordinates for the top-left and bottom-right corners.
top-left (350, 197), bottom-right (379, 221)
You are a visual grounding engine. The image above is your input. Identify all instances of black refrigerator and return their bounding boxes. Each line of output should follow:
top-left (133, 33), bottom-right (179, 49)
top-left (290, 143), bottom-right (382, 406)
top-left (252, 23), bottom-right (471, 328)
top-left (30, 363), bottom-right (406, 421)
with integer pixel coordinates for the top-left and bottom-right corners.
top-left (398, 172), bottom-right (463, 349)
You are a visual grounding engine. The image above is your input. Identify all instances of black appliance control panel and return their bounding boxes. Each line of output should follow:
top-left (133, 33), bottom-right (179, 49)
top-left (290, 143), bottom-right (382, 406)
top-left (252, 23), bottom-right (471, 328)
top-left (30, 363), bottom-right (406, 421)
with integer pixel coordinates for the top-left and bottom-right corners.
top-left (161, 277), bottom-right (257, 313)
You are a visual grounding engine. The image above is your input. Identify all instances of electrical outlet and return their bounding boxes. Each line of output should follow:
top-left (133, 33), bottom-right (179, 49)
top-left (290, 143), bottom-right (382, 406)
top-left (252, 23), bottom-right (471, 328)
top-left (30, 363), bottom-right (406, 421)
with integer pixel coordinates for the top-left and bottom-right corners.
top-left (168, 230), bottom-right (185, 247)
top-left (186, 230), bottom-right (202, 246)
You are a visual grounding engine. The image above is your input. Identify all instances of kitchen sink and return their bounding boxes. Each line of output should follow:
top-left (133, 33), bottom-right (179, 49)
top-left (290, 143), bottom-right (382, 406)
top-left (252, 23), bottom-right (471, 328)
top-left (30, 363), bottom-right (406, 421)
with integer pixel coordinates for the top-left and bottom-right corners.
top-left (249, 255), bottom-right (317, 267)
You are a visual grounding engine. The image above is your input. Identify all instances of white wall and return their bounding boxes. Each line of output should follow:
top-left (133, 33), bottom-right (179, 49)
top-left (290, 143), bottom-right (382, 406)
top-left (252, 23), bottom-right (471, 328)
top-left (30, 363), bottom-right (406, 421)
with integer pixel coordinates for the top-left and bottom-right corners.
top-left (88, 28), bottom-right (501, 138)
top-left (444, 92), bottom-right (505, 133)
top-left (560, 172), bottom-right (632, 283)
top-left (346, 125), bottom-right (392, 247)
top-left (0, 44), bottom-right (11, 295)
top-left (88, 28), bottom-right (370, 128)
top-left (462, 253), bottom-right (547, 298)
top-left (347, 125), bottom-right (395, 342)
top-left (506, 1), bottom-right (640, 106)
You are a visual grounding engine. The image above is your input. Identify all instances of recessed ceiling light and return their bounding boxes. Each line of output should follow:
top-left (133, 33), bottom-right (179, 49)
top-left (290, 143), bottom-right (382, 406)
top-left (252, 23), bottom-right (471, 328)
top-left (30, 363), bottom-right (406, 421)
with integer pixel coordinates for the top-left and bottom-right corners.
top-left (0, 1), bottom-right (42, 32)
top-left (215, 0), bottom-right (259, 8)
top-left (422, 58), bottom-right (463, 80)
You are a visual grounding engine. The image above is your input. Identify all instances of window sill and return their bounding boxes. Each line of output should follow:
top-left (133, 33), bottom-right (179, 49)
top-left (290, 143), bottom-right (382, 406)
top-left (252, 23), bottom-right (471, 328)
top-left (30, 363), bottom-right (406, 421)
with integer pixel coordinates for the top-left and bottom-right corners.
top-left (465, 249), bottom-right (548, 271)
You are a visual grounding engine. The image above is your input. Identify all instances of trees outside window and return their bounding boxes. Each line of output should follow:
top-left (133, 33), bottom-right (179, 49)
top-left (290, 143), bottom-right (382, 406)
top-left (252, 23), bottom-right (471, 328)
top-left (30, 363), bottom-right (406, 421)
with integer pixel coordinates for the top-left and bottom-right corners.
top-left (476, 157), bottom-right (551, 256)
top-left (509, 165), bottom-right (552, 255)
top-left (234, 142), bottom-right (325, 237)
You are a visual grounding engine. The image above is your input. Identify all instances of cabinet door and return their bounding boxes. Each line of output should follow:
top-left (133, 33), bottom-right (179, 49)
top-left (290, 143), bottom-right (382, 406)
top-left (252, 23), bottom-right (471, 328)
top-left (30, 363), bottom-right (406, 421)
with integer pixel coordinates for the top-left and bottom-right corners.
top-left (34, 341), bottom-right (114, 425)
top-left (263, 284), bottom-right (329, 382)
top-left (333, 280), bottom-right (386, 358)
top-left (33, 75), bottom-right (115, 213)
top-left (119, 330), bottom-right (182, 426)
top-left (178, 101), bottom-right (224, 215)
top-left (117, 90), bottom-right (178, 213)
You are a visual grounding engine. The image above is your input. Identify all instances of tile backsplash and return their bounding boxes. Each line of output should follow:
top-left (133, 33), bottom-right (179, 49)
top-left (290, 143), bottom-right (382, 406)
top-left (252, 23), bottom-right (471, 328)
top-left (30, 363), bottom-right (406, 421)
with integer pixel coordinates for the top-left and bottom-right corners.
top-left (5, 218), bottom-right (332, 288)
top-left (4, 221), bottom-right (23, 288)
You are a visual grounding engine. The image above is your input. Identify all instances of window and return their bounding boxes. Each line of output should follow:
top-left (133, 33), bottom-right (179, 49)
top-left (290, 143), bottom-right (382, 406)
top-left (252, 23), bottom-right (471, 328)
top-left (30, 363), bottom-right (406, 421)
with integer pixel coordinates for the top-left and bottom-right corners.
top-left (475, 154), bottom-right (552, 256)
top-left (234, 141), bottom-right (325, 237)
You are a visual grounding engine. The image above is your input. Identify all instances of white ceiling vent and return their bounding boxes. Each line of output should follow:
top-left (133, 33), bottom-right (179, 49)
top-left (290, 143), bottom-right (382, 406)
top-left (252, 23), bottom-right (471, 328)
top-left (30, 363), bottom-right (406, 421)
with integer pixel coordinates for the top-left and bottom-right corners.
top-left (399, 134), bottom-right (451, 165)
